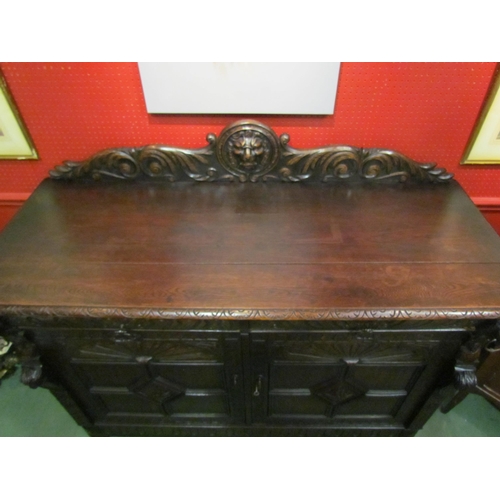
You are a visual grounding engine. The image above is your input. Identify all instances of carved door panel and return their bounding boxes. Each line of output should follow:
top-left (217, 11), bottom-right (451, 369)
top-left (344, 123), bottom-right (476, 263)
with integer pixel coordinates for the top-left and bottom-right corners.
top-left (248, 327), bottom-right (464, 431)
top-left (33, 326), bottom-right (245, 429)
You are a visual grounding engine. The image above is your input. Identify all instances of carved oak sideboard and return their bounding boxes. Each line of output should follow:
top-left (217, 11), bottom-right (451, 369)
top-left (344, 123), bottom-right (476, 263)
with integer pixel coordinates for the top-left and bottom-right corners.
top-left (1, 120), bottom-right (499, 437)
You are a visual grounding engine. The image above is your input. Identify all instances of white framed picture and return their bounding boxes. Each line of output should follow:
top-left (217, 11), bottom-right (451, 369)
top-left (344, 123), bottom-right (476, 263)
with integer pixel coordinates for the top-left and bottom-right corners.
top-left (138, 62), bottom-right (341, 115)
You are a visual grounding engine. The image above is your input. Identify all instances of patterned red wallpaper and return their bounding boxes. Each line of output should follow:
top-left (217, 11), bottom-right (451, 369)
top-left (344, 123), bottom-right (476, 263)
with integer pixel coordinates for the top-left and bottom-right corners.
top-left (0, 62), bottom-right (498, 197)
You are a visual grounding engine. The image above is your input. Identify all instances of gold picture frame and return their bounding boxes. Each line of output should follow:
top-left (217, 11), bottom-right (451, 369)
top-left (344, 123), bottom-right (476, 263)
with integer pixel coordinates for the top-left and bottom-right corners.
top-left (462, 64), bottom-right (500, 165)
top-left (0, 71), bottom-right (38, 160)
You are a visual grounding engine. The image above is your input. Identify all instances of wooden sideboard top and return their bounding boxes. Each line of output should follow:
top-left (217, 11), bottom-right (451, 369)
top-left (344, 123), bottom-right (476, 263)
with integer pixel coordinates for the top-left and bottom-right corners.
top-left (0, 177), bottom-right (500, 321)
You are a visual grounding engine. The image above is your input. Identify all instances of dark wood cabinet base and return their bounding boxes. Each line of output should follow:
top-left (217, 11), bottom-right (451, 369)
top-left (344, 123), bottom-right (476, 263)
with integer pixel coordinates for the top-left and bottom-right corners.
top-left (13, 317), bottom-right (481, 437)
top-left (1, 120), bottom-right (500, 436)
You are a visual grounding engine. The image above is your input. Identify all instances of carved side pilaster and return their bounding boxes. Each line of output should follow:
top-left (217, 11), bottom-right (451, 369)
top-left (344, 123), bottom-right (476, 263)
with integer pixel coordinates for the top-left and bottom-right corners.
top-left (17, 339), bottom-right (43, 388)
top-left (0, 325), bottom-right (43, 388)
top-left (0, 336), bottom-right (15, 382)
top-left (452, 321), bottom-right (500, 390)
top-left (452, 341), bottom-right (482, 390)
top-left (441, 323), bottom-right (499, 413)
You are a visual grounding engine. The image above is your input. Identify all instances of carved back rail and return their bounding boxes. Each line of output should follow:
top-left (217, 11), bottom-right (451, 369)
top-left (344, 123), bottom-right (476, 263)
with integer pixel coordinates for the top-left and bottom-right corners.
top-left (50, 120), bottom-right (453, 183)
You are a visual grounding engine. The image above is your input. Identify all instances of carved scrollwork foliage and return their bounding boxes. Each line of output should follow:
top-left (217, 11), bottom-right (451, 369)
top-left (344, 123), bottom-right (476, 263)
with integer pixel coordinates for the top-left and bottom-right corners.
top-left (50, 139), bottom-right (217, 182)
top-left (49, 120), bottom-right (453, 184)
top-left (279, 135), bottom-right (453, 183)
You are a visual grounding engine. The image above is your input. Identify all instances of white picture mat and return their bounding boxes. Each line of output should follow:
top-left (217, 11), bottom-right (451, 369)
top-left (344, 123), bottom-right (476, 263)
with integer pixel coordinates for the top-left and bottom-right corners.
top-left (0, 86), bottom-right (34, 157)
top-left (466, 85), bottom-right (500, 162)
top-left (138, 63), bottom-right (340, 115)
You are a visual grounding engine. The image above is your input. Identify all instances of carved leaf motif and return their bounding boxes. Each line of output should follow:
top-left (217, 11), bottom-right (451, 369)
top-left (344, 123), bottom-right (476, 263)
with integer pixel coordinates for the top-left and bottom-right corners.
top-left (50, 140), bottom-right (215, 181)
top-left (280, 133), bottom-right (453, 183)
top-left (2, 305), bottom-right (499, 321)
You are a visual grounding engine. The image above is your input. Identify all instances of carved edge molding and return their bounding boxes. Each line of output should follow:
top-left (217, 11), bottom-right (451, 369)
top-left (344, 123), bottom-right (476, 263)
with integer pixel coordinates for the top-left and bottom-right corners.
top-left (1, 306), bottom-right (499, 321)
top-left (49, 120), bottom-right (453, 183)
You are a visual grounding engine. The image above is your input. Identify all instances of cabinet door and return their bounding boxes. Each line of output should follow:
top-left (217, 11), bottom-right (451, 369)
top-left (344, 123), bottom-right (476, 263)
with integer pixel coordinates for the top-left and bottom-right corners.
top-left (33, 323), bottom-right (245, 430)
top-left (249, 324), bottom-right (466, 431)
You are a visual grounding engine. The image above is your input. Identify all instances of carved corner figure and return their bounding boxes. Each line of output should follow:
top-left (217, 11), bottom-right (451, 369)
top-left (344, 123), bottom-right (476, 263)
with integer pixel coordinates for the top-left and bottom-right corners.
top-left (0, 327), bottom-right (43, 388)
top-left (50, 120), bottom-right (454, 184)
top-left (441, 321), bottom-right (500, 413)
top-left (0, 336), bottom-right (15, 382)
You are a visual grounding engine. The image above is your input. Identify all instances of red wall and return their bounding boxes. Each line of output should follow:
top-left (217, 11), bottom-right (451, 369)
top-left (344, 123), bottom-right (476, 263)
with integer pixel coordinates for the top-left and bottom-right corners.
top-left (1, 62), bottom-right (499, 231)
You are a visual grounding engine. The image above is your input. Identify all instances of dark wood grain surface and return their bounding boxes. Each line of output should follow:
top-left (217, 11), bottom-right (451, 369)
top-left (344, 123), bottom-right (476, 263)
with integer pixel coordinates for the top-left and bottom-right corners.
top-left (1, 179), bottom-right (500, 319)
